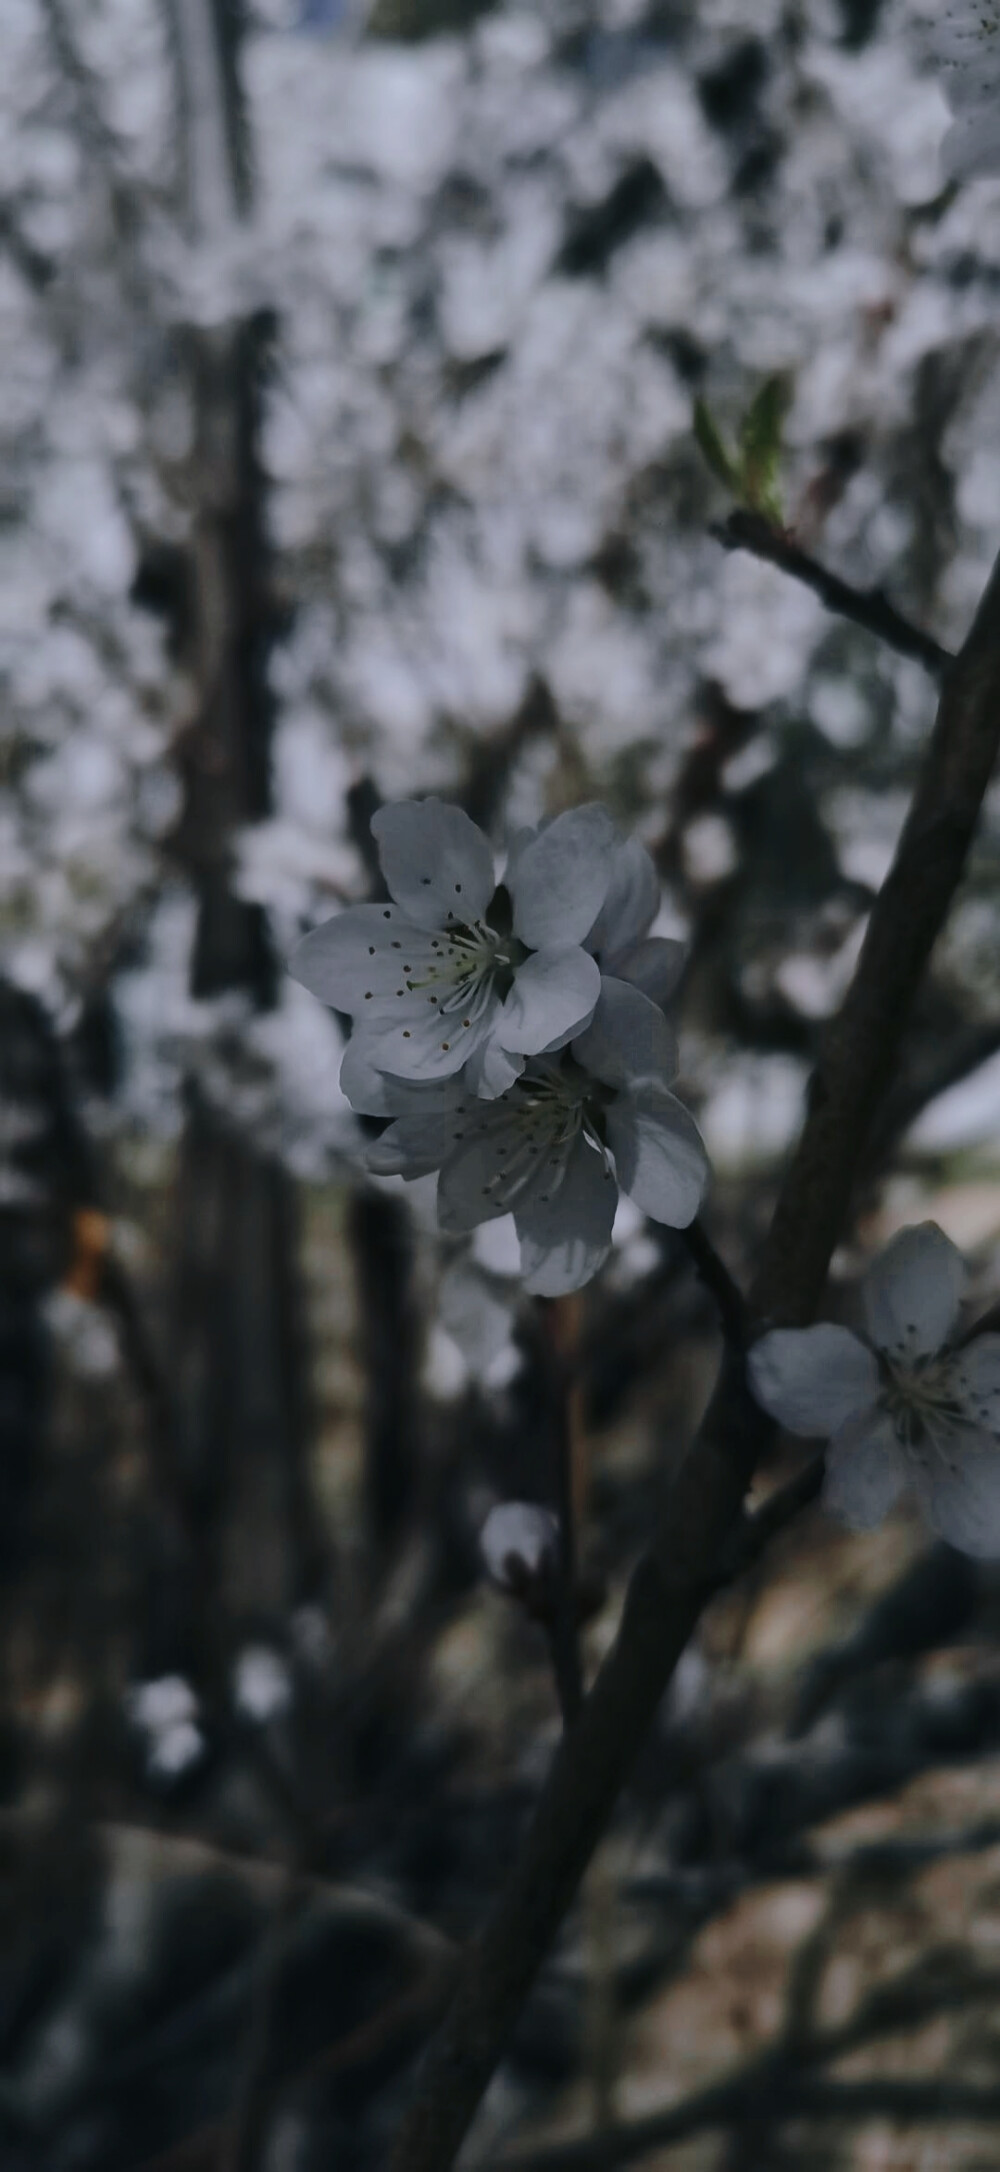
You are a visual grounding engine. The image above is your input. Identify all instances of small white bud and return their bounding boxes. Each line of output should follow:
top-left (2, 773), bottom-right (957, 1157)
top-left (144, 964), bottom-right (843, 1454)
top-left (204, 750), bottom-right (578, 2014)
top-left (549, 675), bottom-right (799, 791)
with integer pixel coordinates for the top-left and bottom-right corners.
top-left (480, 1502), bottom-right (559, 1593)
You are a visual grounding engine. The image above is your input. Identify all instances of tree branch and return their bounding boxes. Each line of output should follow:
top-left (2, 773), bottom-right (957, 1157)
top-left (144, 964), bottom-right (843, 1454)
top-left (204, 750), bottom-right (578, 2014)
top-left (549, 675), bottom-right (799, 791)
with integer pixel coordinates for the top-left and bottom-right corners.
top-left (386, 548), bottom-right (1000, 2172)
top-left (712, 509), bottom-right (953, 680)
top-left (680, 1219), bottom-right (749, 1352)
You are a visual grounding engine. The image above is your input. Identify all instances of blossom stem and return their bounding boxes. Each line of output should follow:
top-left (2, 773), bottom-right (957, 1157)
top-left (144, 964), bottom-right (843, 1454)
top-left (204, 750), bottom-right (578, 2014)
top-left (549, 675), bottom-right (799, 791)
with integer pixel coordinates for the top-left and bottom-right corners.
top-left (681, 1219), bottom-right (749, 1352)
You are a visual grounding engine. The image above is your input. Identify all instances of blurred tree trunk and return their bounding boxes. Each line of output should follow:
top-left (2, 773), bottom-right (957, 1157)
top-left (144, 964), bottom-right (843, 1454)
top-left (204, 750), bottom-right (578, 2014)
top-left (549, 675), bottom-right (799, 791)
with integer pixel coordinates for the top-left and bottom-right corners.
top-left (161, 0), bottom-right (324, 1674)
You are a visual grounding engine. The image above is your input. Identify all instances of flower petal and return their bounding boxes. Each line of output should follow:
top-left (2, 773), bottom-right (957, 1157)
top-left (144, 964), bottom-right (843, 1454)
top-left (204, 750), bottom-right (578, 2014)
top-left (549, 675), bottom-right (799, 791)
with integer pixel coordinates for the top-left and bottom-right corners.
top-left (948, 1334), bottom-right (1000, 1435)
top-left (339, 1036), bottom-right (395, 1115)
top-left (614, 936), bottom-right (687, 1009)
top-left (572, 976), bottom-right (677, 1089)
top-left (371, 799), bottom-right (495, 931)
top-left (440, 1263), bottom-right (517, 1374)
top-left (584, 837), bottom-right (660, 961)
top-left (290, 904), bottom-right (440, 1014)
top-left (497, 948), bottom-right (601, 1055)
top-left (366, 1110), bottom-right (460, 1178)
top-left (437, 1108), bottom-right (559, 1233)
top-left (464, 1040), bottom-right (525, 1099)
top-left (748, 1326), bottom-right (879, 1436)
top-left (516, 1133), bottom-right (617, 1296)
top-left (350, 1000), bottom-right (492, 1081)
top-left (914, 1435), bottom-right (1000, 1558)
top-left (823, 1410), bottom-right (905, 1531)
top-left (510, 804), bottom-right (617, 948)
top-left (862, 1222), bottom-right (966, 1361)
top-left (607, 1083), bottom-right (708, 1228)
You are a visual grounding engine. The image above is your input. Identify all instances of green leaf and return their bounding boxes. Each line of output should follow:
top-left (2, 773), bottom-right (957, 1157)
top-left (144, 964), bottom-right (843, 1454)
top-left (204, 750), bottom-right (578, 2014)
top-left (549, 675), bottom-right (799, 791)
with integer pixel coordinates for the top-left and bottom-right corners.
top-left (738, 374), bottom-right (789, 523)
top-left (693, 397), bottom-right (740, 492)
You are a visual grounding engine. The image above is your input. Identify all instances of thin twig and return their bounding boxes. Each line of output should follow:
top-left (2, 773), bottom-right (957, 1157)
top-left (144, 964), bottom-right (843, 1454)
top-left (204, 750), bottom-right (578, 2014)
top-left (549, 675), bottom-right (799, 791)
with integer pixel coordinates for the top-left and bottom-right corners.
top-left (712, 508), bottom-right (953, 680)
top-left (509, 1957), bottom-right (1000, 2170)
top-left (680, 1219), bottom-right (749, 1351)
top-left (386, 545), bottom-right (1000, 2172)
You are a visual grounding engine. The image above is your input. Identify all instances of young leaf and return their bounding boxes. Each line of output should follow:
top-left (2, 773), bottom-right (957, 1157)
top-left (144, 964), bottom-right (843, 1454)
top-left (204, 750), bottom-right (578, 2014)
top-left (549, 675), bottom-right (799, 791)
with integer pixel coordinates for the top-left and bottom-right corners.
top-left (738, 373), bottom-right (789, 523)
top-left (693, 397), bottom-right (740, 492)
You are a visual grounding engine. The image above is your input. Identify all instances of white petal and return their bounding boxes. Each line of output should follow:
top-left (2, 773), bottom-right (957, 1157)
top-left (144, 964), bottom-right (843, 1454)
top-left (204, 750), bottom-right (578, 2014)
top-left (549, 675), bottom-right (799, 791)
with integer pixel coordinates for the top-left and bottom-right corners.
top-left (366, 1111), bottom-right (459, 1177)
top-left (497, 948), bottom-right (600, 1055)
top-left (607, 1084), bottom-right (709, 1228)
top-left (339, 1036), bottom-right (394, 1115)
top-left (464, 1040), bottom-right (525, 1099)
top-left (947, 1334), bottom-right (1000, 1433)
top-left (382, 1072), bottom-right (470, 1114)
top-left (614, 936), bottom-right (687, 1009)
top-left (823, 1410), bottom-right (905, 1530)
top-left (748, 1326), bottom-right (879, 1436)
top-left (572, 976), bottom-right (677, 1089)
top-left (353, 1000), bottom-right (493, 1082)
top-left (516, 1134), bottom-right (617, 1296)
top-left (510, 804), bottom-right (617, 948)
top-left (371, 799), bottom-right (495, 931)
top-left (437, 1109), bottom-right (557, 1233)
top-left (440, 1263), bottom-right (516, 1373)
top-left (863, 1222), bottom-right (966, 1361)
top-left (915, 1437), bottom-right (1000, 1558)
top-left (289, 904), bottom-right (439, 1014)
top-left (584, 837), bottom-right (660, 961)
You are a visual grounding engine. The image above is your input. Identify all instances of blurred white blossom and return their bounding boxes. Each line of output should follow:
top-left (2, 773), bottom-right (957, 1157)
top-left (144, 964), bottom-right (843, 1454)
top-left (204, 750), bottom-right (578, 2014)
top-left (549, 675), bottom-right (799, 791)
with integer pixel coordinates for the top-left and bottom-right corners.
top-left (480, 1501), bottom-right (559, 1593)
top-left (917, 2), bottom-right (1000, 180)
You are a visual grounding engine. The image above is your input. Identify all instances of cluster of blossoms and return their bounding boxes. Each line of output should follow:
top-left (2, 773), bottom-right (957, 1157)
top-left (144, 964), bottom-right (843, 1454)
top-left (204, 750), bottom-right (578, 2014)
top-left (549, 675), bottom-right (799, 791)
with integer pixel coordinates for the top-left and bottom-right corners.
top-left (920, 1), bottom-right (1000, 181)
top-left (749, 1224), bottom-right (1000, 1558)
top-left (292, 798), bottom-right (710, 1294)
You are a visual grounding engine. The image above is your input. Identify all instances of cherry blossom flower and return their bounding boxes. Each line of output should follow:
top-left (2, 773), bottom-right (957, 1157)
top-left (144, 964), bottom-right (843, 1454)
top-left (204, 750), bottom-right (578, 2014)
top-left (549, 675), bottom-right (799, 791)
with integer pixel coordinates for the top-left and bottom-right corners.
top-left (919, 3), bottom-right (1000, 180)
top-left (749, 1223), bottom-right (1000, 1557)
top-left (290, 798), bottom-right (616, 1096)
top-left (361, 976), bottom-right (709, 1295)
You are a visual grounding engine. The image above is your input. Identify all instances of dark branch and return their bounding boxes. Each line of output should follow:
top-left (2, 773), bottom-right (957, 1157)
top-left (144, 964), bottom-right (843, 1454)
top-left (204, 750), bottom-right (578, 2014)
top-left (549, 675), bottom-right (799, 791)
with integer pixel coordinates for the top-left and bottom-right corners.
top-left (387, 549), bottom-right (1000, 2172)
top-left (681, 1218), bottom-right (749, 1351)
top-left (712, 509), bottom-right (953, 680)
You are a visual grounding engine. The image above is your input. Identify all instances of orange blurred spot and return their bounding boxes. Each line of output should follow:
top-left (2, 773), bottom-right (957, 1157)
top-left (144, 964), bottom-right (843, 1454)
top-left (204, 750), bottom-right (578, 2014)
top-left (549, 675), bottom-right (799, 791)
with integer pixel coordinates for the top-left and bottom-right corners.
top-left (63, 1209), bottom-right (110, 1302)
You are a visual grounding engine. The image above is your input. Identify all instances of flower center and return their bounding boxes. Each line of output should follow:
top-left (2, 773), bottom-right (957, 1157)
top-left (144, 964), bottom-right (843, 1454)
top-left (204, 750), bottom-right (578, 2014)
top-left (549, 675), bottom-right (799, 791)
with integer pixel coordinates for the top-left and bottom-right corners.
top-left (477, 1063), bottom-right (613, 1207)
top-left (881, 1354), bottom-right (969, 1464)
top-left (411, 920), bottom-right (520, 1022)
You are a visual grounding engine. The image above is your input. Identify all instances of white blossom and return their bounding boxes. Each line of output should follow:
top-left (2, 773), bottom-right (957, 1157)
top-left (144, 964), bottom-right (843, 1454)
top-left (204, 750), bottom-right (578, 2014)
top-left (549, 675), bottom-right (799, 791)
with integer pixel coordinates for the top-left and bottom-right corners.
top-left (362, 976), bottom-right (709, 1296)
top-left (232, 1645), bottom-right (293, 1723)
top-left (748, 1223), bottom-right (1000, 1557)
top-left (290, 798), bottom-right (616, 1097)
top-left (918, 2), bottom-right (1000, 180)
